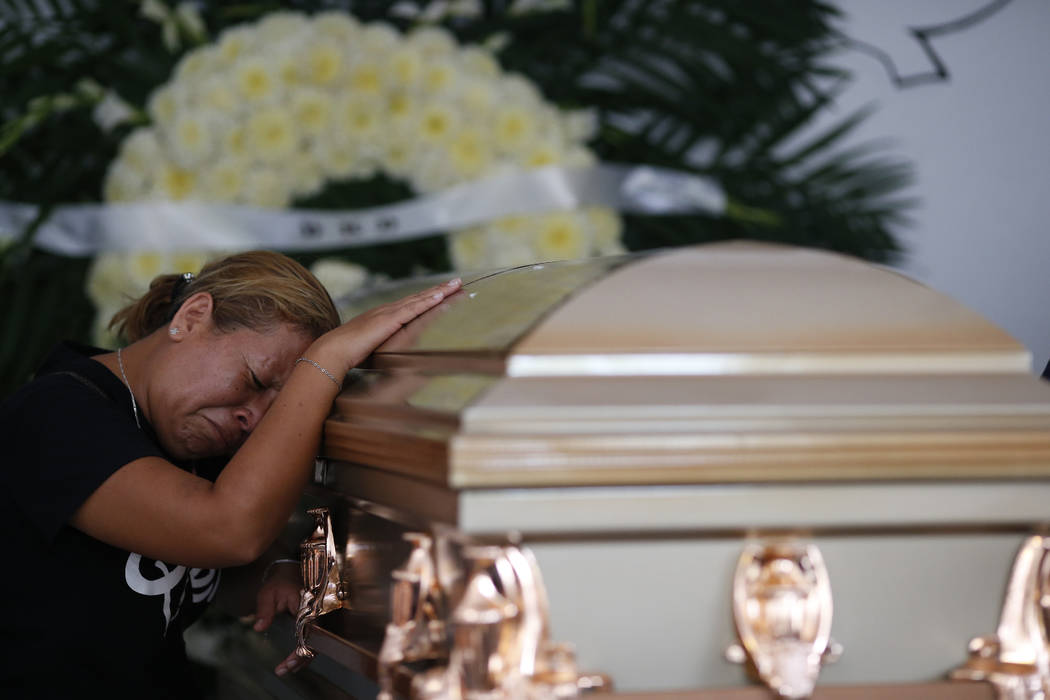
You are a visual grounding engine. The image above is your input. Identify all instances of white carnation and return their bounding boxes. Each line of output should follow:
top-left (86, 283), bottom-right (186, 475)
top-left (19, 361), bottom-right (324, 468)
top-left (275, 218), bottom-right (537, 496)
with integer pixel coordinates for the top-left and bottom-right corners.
top-left (533, 211), bottom-right (591, 261)
top-left (150, 160), bottom-right (198, 200)
top-left (241, 168), bottom-right (290, 208)
top-left (448, 226), bottom-right (489, 271)
top-left (303, 39), bottom-right (345, 86)
top-left (245, 106), bottom-right (298, 162)
top-left (292, 88), bottom-right (334, 135)
top-left (174, 46), bottom-right (217, 83)
top-left (119, 128), bottom-right (164, 174)
top-left (167, 110), bottom-right (219, 169)
top-left (200, 158), bottom-right (247, 202)
top-left (312, 11), bottom-right (361, 41)
top-left (233, 56), bottom-right (279, 103)
top-left (194, 74), bottom-right (239, 116)
top-left (585, 207), bottom-right (625, 255)
top-left (103, 161), bottom-right (149, 202)
top-left (407, 26), bottom-right (457, 57)
top-left (310, 258), bottom-right (369, 302)
top-left (86, 252), bottom-right (133, 307)
top-left (361, 22), bottom-right (401, 53)
top-left (385, 46), bottom-right (423, 88)
top-left (217, 26), bottom-right (255, 65)
top-left (256, 11), bottom-right (309, 44)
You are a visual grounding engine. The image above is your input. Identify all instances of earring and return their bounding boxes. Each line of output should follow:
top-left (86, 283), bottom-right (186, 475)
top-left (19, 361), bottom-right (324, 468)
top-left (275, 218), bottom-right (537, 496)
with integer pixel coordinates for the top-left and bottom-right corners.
top-left (169, 327), bottom-right (180, 336)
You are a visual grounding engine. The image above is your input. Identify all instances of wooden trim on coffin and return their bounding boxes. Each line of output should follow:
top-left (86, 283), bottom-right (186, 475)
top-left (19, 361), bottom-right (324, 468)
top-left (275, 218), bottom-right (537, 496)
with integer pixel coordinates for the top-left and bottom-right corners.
top-left (449, 429), bottom-right (1050, 487)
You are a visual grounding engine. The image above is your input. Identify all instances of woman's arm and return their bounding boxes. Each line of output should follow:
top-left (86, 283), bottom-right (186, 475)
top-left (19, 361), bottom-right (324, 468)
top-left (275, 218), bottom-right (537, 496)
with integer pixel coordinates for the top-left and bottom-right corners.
top-left (70, 278), bottom-right (460, 568)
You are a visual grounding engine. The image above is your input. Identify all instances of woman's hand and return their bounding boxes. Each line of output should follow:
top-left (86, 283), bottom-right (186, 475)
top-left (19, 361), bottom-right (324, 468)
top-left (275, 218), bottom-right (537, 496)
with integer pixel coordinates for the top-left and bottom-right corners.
top-left (253, 562), bottom-right (309, 676)
top-left (306, 277), bottom-right (462, 379)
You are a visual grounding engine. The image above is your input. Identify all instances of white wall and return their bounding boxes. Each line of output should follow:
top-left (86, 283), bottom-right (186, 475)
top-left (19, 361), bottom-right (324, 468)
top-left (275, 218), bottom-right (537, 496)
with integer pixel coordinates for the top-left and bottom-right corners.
top-left (827, 0), bottom-right (1050, 373)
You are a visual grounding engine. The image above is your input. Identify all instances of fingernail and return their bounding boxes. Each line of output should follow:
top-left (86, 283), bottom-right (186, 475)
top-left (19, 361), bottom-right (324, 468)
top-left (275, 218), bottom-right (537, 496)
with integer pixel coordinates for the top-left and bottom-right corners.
top-left (275, 666), bottom-right (287, 677)
top-left (254, 620), bottom-right (265, 631)
top-left (448, 278), bottom-right (461, 287)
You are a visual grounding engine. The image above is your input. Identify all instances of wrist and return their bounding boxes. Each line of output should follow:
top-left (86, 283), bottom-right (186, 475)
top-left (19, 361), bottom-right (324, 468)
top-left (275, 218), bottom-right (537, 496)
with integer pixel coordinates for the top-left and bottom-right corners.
top-left (262, 558), bottom-right (300, 583)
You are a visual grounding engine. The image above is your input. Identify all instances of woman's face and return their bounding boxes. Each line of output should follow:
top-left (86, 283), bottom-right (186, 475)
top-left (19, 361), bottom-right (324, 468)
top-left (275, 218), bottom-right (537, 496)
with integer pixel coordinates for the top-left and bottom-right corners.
top-left (150, 321), bottom-right (313, 460)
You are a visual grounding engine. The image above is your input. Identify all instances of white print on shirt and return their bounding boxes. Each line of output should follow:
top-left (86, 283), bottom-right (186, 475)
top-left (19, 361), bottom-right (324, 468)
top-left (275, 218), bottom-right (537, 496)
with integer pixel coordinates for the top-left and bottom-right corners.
top-left (124, 553), bottom-right (220, 634)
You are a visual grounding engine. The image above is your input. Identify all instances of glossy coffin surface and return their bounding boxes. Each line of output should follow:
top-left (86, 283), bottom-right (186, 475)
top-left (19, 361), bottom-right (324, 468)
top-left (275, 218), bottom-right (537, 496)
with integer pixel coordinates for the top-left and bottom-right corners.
top-left (273, 241), bottom-right (1050, 696)
top-left (326, 240), bottom-right (1050, 490)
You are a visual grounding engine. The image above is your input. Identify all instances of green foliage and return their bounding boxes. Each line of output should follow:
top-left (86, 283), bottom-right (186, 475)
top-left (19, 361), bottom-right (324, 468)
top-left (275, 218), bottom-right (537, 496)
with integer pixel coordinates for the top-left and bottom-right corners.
top-left (0, 0), bottom-right (915, 397)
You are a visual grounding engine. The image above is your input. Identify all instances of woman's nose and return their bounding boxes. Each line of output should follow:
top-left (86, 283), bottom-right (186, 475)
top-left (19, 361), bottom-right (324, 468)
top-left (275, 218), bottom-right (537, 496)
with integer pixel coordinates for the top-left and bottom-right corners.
top-left (235, 392), bottom-right (277, 433)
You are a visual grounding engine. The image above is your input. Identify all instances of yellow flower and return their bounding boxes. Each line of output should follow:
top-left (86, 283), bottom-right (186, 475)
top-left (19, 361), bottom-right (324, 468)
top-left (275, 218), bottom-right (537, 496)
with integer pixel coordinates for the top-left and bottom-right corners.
top-left (233, 57), bottom-right (277, 102)
top-left (484, 220), bottom-right (539, 267)
top-left (386, 92), bottom-right (418, 124)
top-left (585, 207), bottom-right (625, 255)
top-left (310, 258), bottom-right (369, 301)
top-left (292, 88), bottom-right (333, 135)
top-left (217, 26), bottom-right (254, 66)
top-left (386, 47), bottom-right (423, 87)
top-left (201, 158), bottom-right (246, 202)
top-left (103, 162), bottom-right (147, 202)
top-left (118, 129), bottom-right (163, 175)
top-left (448, 129), bottom-right (491, 180)
top-left (460, 47), bottom-right (500, 79)
top-left (493, 106), bottom-right (536, 151)
top-left (408, 26), bottom-right (457, 57)
top-left (168, 111), bottom-right (216, 168)
top-left (256, 11), bottom-right (309, 44)
top-left (421, 59), bottom-right (457, 95)
top-left (361, 22), bottom-right (400, 53)
top-left (417, 102), bottom-right (456, 144)
top-left (127, 251), bottom-right (170, 289)
top-left (347, 62), bottom-right (383, 96)
top-left (533, 212), bottom-right (591, 261)
top-left (175, 47), bottom-right (216, 83)
top-left (153, 162), bottom-right (197, 200)
top-left (195, 75), bottom-right (238, 115)
top-left (171, 252), bottom-right (211, 276)
top-left (313, 141), bottom-right (358, 179)
top-left (448, 226), bottom-right (490, 270)
top-left (287, 155), bottom-right (325, 199)
top-left (305, 41), bottom-right (344, 85)
top-left (242, 169), bottom-right (290, 208)
top-left (338, 96), bottom-right (381, 142)
top-left (246, 107), bottom-right (297, 162)
top-left (86, 253), bottom-right (132, 307)
top-left (224, 124), bottom-right (248, 159)
top-left (147, 85), bottom-right (180, 128)
top-left (521, 140), bottom-right (563, 168)
top-left (313, 11), bottom-right (360, 41)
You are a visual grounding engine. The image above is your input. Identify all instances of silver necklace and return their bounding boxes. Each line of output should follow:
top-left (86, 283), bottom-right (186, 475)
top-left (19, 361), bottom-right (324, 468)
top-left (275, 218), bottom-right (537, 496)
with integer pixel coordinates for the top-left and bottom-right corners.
top-left (116, 346), bottom-right (141, 429)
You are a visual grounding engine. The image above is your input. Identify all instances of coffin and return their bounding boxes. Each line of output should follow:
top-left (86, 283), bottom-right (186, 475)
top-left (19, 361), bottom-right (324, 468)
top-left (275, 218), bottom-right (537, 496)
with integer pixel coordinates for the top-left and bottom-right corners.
top-left (213, 241), bottom-right (1050, 699)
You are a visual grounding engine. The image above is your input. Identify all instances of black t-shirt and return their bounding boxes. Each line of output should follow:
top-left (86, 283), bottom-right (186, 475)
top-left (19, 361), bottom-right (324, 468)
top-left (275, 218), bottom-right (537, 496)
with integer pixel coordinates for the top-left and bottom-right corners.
top-left (0, 343), bottom-right (223, 699)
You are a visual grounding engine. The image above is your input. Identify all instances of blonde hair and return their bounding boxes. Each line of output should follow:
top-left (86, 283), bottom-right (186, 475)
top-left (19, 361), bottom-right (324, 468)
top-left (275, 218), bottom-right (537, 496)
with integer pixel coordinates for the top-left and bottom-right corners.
top-left (109, 251), bottom-right (340, 343)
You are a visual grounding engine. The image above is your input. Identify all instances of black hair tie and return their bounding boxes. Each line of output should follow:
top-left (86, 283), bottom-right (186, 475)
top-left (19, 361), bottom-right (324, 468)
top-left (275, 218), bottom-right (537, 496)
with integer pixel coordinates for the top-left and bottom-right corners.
top-left (171, 272), bottom-right (195, 302)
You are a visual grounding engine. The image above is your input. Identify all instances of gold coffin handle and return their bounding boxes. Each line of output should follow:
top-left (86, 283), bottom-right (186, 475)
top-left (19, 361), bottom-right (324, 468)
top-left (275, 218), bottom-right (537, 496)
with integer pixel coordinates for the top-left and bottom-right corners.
top-left (294, 507), bottom-right (349, 659)
top-left (726, 539), bottom-right (838, 699)
top-left (950, 533), bottom-right (1050, 699)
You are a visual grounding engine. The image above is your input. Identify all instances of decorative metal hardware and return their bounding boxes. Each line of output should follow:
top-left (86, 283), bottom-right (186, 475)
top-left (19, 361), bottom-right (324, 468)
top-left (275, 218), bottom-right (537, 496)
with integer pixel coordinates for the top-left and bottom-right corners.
top-left (407, 542), bottom-right (608, 699)
top-left (725, 539), bottom-right (839, 699)
top-left (950, 534), bottom-right (1050, 699)
top-left (377, 532), bottom-right (450, 700)
top-left (294, 507), bottom-right (351, 659)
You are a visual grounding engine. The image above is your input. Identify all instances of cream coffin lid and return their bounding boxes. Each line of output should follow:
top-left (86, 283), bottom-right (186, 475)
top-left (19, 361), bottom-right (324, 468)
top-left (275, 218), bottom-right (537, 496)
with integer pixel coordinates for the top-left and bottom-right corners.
top-left (325, 241), bottom-right (1050, 488)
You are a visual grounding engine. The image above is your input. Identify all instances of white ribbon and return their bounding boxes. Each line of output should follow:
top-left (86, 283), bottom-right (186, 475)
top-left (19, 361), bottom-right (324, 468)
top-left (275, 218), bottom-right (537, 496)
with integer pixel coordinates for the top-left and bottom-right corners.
top-left (0, 163), bottom-right (726, 256)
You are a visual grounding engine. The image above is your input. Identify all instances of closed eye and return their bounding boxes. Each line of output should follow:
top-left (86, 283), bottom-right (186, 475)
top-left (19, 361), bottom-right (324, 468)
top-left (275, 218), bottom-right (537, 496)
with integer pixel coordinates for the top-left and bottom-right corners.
top-left (249, 369), bottom-right (267, 391)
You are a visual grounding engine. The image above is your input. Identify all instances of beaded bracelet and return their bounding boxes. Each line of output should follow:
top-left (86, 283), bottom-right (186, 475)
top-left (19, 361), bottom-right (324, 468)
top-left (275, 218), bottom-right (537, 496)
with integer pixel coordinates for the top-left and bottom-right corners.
top-left (296, 356), bottom-right (341, 389)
